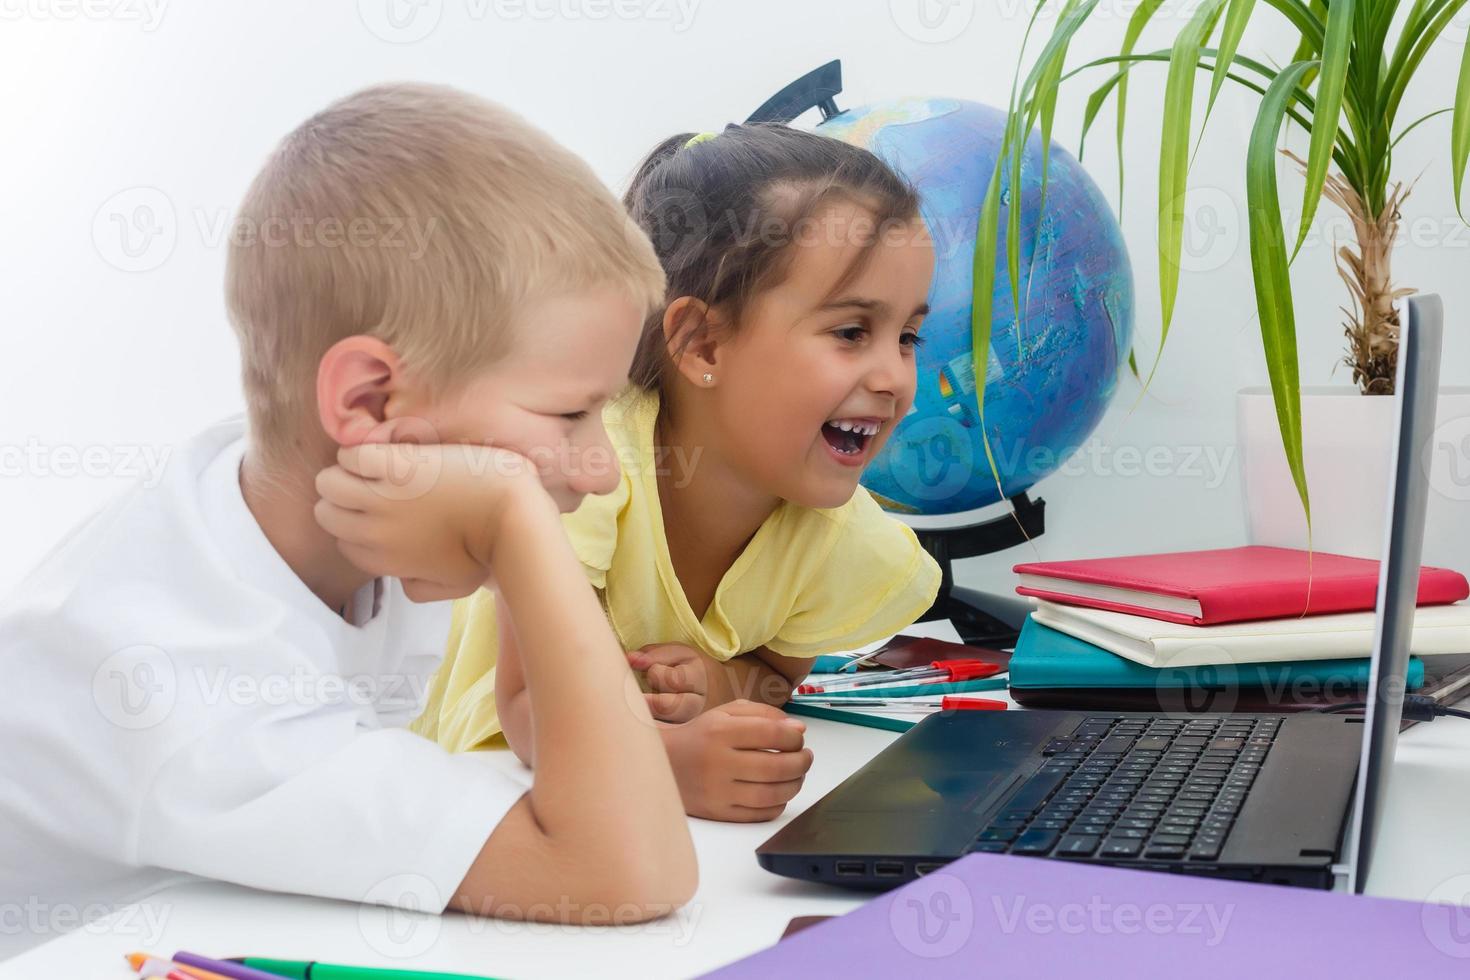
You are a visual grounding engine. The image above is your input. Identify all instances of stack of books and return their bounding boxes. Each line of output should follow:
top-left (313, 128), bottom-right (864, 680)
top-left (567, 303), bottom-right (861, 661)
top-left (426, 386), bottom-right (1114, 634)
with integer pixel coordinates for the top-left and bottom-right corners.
top-left (1007, 545), bottom-right (1470, 711)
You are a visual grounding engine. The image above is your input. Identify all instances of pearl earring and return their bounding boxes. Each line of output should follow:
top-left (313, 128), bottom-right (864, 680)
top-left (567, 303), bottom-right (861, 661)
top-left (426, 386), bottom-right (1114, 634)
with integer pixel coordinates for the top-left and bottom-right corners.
top-left (702, 373), bottom-right (714, 385)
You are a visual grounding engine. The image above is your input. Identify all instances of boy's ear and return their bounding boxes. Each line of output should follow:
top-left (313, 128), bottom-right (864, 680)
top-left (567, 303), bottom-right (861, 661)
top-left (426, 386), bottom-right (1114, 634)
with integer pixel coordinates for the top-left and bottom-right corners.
top-left (316, 336), bottom-right (406, 447)
top-left (663, 296), bottom-right (725, 387)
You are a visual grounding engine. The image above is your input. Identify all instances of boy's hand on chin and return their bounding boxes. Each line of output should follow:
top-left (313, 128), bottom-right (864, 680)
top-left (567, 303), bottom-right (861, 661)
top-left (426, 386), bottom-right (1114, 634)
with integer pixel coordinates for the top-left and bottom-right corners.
top-left (313, 441), bottom-right (551, 601)
top-left (659, 700), bottom-right (814, 823)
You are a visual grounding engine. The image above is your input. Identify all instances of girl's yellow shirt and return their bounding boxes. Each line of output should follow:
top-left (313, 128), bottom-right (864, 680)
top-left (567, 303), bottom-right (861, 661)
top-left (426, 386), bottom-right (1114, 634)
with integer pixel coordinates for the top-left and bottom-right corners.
top-left (412, 387), bottom-right (942, 752)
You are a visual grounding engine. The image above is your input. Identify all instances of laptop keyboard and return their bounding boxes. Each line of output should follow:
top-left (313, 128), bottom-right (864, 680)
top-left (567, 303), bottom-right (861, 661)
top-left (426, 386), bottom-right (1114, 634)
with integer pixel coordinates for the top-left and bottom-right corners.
top-left (970, 714), bottom-right (1280, 862)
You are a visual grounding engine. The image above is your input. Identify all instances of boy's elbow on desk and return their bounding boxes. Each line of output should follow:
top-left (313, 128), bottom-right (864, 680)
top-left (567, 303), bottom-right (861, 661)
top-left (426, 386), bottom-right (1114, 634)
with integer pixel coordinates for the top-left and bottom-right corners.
top-left (581, 816), bottom-right (700, 919)
top-left (454, 796), bottom-right (698, 923)
top-left (604, 852), bottom-right (701, 923)
top-left (455, 854), bottom-right (699, 926)
top-left (561, 811), bottom-right (699, 916)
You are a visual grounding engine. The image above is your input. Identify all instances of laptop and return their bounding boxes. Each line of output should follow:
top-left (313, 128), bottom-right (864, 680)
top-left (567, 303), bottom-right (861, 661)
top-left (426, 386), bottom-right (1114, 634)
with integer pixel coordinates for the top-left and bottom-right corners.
top-left (758, 294), bottom-right (1445, 894)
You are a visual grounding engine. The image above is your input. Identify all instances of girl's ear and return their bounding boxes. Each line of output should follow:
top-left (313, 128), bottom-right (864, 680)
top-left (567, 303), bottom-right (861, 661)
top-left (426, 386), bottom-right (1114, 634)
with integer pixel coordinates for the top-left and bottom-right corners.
top-left (316, 336), bottom-right (407, 446)
top-left (662, 296), bottom-right (725, 387)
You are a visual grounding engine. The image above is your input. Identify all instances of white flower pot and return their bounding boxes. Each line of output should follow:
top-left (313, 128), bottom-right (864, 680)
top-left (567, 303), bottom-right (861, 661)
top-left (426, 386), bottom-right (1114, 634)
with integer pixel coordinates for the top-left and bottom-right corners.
top-left (1237, 385), bottom-right (1470, 573)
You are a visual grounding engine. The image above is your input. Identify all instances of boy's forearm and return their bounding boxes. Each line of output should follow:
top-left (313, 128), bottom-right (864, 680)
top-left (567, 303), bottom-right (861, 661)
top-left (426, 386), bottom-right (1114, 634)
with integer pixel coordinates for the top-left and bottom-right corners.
top-left (484, 488), bottom-right (693, 889)
top-left (500, 687), bottom-right (534, 766)
top-left (490, 606), bottom-right (534, 765)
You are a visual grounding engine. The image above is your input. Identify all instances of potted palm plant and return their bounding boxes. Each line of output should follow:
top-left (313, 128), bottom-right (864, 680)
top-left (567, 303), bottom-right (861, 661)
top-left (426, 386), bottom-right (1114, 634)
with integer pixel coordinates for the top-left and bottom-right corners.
top-left (975, 0), bottom-right (1470, 566)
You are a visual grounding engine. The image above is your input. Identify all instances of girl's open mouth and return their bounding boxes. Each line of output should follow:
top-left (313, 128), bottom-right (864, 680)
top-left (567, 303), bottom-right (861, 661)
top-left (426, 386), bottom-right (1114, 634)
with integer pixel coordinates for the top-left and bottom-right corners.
top-left (821, 418), bottom-right (882, 465)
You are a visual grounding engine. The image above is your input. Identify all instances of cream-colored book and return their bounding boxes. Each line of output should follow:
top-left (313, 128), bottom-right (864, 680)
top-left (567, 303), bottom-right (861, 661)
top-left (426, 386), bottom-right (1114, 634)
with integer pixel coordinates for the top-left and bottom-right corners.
top-left (1030, 599), bottom-right (1470, 668)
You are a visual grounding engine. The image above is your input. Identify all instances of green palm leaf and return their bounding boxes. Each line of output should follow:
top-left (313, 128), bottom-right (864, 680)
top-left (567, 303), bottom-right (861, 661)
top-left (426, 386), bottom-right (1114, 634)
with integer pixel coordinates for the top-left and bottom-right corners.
top-left (1392, 106), bottom-right (1454, 148)
top-left (1074, 49), bottom-right (1346, 151)
top-left (1264, 0), bottom-right (1328, 45)
top-left (1291, 0), bottom-right (1355, 260)
top-left (1113, 0), bottom-right (1169, 210)
top-left (1079, 69), bottom-right (1127, 160)
top-left (1207, 0), bottom-right (1259, 120)
top-left (1151, 0), bottom-right (1230, 390)
top-left (1451, 24), bottom-right (1470, 219)
top-left (1007, 0), bottom-right (1099, 346)
top-left (972, 157), bottom-right (1008, 503)
top-left (1287, 0), bottom-right (1327, 89)
top-left (1249, 60), bottom-right (1319, 528)
top-left (1383, 0), bottom-right (1470, 127)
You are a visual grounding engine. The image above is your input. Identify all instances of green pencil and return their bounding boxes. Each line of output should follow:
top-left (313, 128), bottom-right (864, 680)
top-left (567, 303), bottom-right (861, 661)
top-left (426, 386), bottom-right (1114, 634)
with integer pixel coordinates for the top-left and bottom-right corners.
top-left (230, 959), bottom-right (498, 980)
top-left (783, 701), bottom-right (917, 732)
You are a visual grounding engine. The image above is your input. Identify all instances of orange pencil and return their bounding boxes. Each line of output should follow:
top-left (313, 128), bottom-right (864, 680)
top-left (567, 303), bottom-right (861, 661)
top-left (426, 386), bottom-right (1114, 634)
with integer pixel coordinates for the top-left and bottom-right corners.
top-left (176, 968), bottom-right (235, 980)
top-left (125, 952), bottom-right (234, 980)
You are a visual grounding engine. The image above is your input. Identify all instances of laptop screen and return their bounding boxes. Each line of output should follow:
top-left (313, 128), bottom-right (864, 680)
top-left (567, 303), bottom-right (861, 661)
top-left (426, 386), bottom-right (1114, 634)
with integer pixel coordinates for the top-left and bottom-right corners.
top-left (1347, 293), bottom-right (1445, 893)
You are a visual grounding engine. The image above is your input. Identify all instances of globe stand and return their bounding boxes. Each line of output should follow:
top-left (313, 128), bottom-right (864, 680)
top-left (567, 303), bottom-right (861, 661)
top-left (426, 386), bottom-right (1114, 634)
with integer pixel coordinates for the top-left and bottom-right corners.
top-left (914, 491), bottom-right (1046, 647)
top-left (745, 60), bottom-right (844, 123)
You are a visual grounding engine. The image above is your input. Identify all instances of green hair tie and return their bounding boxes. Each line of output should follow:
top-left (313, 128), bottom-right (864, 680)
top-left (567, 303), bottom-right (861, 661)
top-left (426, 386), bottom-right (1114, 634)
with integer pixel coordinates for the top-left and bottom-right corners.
top-left (683, 131), bottom-right (718, 149)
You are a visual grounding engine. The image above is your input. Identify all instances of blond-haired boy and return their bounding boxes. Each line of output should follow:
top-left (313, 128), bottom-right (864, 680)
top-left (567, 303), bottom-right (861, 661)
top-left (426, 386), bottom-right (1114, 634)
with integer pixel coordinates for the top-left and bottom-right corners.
top-left (0, 83), bottom-right (700, 956)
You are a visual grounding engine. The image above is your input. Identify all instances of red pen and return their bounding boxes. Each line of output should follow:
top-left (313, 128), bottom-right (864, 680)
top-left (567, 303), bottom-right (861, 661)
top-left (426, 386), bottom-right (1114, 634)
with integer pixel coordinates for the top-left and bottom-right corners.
top-left (797, 659), bottom-right (1002, 695)
top-left (794, 696), bottom-right (1009, 712)
top-left (940, 696), bottom-right (1008, 711)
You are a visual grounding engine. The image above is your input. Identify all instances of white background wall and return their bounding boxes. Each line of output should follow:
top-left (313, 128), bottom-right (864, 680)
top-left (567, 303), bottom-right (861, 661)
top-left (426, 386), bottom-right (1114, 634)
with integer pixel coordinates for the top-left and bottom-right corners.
top-left (2, 0), bottom-right (1468, 597)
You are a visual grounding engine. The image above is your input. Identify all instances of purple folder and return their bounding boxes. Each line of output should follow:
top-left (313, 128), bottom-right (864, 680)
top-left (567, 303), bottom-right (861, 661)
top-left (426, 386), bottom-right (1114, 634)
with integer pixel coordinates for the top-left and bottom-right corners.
top-left (706, 853), bottom-right (1470, 977)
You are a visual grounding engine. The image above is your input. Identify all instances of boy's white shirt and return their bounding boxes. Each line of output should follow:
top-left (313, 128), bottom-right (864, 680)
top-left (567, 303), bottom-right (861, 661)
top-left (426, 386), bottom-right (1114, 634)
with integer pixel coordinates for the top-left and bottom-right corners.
top-left (0, 417), bottom-right (526, 958)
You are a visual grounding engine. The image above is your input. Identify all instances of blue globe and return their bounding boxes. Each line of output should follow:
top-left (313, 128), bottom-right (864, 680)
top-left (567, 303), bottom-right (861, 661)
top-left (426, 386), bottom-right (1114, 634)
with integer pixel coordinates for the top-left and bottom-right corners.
top-left (818, 98), bottom-right (1134, 517)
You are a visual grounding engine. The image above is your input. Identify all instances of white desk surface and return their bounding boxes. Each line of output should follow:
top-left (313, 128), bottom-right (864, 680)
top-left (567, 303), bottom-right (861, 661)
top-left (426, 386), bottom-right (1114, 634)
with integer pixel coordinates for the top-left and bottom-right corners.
top-left (7, 686), bottom-right (1470, 980)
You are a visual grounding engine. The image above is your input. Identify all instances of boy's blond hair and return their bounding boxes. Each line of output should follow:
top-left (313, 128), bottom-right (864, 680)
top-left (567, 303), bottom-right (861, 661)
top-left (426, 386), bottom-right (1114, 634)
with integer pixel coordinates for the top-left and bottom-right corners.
top-left (225, 82), bottom-right (666, 464)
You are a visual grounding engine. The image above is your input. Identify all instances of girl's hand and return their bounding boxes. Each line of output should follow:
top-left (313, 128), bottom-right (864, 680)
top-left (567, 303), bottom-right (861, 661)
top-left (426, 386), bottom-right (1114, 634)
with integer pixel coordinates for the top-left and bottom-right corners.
top-left (629, 643), bottom-right (720, 723)
top-left (313, 441), bottom-right (550, 602)
top-left (658, 700), bottom-right (814, 822)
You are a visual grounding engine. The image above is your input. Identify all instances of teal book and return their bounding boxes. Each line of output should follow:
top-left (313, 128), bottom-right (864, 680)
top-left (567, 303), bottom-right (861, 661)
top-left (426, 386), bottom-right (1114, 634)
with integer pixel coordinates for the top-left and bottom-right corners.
top-left (1010, 616), bottom-right (1424, 690)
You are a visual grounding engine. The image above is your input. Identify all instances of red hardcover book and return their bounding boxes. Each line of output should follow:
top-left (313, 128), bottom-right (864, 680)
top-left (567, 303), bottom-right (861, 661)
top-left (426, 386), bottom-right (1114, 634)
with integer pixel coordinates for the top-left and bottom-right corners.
top-left (1013, 545), bottom-right (1469, 626)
